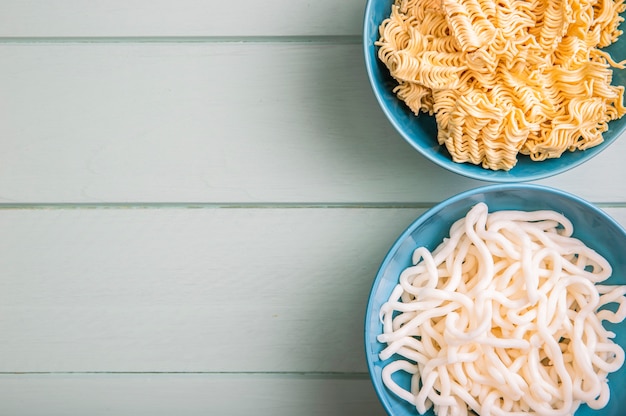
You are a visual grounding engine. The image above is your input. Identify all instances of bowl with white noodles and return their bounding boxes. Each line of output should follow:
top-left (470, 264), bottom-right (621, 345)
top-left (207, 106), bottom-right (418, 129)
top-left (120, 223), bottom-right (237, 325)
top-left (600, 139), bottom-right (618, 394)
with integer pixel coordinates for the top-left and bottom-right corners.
top-left (364, 184), bottom-right (626, 416)
top-left (363, 0), bottom-right (626, 181)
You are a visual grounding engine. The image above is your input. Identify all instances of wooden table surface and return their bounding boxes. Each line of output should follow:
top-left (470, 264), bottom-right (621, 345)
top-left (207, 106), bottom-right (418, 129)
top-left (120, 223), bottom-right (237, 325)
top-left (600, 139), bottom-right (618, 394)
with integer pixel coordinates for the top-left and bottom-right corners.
top-left (1, 1), bottom-right (625, 415)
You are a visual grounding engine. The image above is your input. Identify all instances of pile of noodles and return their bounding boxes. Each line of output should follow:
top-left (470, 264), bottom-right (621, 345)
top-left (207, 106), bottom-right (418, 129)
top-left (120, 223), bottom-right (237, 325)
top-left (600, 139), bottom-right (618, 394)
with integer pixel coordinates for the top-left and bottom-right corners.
top-left (378, 203), bottom-right (626, 415)
top-left (377, 0), bottom-right (626, 170)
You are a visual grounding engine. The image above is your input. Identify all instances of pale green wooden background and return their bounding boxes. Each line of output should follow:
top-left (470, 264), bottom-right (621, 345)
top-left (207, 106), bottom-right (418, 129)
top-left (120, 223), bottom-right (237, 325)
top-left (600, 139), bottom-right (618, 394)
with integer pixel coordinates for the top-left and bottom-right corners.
top-left (1, 1), bottom-right (625, 414)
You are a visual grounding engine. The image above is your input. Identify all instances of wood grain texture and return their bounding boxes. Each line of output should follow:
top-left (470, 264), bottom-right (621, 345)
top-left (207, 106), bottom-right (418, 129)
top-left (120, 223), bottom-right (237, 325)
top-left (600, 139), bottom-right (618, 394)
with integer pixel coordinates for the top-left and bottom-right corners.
top-left (0, 207), bottom-right (624, 373)
top-left (0, 374), bottom-right (386, 416)
top-left (0, 207), bottom-right (425, 372)
top-left (3, 0), bottom-right (625, 413)
top-left (0, 0), bottom-right (366, 37)
top-left (1, 42), bottom-right (625, 204)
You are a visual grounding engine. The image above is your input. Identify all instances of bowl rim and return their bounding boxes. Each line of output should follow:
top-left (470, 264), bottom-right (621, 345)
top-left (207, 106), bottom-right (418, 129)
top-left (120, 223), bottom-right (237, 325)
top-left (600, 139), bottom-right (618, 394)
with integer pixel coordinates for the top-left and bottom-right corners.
top-left (362, 0), bottom-right (624, 183)
top-left (363, 183), bottom-right (626, 415)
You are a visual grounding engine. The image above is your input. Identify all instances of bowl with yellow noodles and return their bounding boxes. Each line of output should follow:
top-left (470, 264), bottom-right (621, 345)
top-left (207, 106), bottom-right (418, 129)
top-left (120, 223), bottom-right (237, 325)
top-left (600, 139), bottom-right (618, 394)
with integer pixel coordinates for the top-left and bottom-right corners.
top-left (365, 183), bottom-right (626, 416)
top-left (364, 0), bottom-right (626, 182)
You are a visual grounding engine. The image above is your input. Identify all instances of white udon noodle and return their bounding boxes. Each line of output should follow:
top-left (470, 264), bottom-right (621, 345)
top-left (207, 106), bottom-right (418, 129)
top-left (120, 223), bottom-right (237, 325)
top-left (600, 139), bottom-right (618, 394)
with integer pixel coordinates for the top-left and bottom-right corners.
top-left (378, 203), bottom-right (626, 416)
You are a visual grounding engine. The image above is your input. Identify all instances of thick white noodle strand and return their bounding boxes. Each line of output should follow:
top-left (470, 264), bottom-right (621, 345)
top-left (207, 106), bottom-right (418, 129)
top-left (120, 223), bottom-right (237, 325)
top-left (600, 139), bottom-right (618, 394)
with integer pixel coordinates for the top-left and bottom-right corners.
top-left (378, 202), bottom-right (626, 415)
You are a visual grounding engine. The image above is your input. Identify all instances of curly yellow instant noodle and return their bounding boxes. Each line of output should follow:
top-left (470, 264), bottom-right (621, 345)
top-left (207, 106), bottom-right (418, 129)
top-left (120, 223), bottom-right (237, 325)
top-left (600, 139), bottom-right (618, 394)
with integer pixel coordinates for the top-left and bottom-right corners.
top-left (377, 0), bottom-right (626, 170)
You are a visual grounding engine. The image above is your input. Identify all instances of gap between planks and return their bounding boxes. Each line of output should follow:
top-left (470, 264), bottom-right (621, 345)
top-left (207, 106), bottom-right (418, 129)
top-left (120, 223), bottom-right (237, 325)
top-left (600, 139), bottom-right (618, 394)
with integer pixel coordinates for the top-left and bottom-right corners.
top-left (0, 371), bottom-right (370, 379)
top-left (0, 35), bottom-right (362, 44)
top-left (0, 202), bottom-right (625, 210)
top-left (0, 202), bottom-right (436, 210)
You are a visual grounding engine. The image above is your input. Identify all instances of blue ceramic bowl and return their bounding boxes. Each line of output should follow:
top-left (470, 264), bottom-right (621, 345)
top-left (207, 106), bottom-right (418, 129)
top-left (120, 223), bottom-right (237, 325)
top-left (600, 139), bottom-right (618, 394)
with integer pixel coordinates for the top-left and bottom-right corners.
top-left (363, 0), bottom-right (626, 182)
top-left (365, 184), bottom-right (626, 416)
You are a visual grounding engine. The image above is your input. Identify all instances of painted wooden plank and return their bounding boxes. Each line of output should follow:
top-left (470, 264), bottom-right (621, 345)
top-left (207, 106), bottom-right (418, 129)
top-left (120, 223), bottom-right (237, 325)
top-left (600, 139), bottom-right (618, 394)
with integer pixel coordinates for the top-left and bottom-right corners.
top-left (0, 0), bottom-right (366, 38)
top-left (0, 207), bottom-right (624, 373)
top-left (1, 43), bottom-right (625, 204)
top-left (605, 207), bottom-right (626, 226)
top-left (0, 374), bottom-right (386, 416)
top-left (0, 207), bottom-right (425, 372)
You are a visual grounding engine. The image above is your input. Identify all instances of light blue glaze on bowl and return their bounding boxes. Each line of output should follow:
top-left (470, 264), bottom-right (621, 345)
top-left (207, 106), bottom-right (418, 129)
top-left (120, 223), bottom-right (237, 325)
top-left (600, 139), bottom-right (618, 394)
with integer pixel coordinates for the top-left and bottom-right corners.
top-left (363, 0), bottom-right (626, 182)
top-left (365, 184), bottom-right (626, 416)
